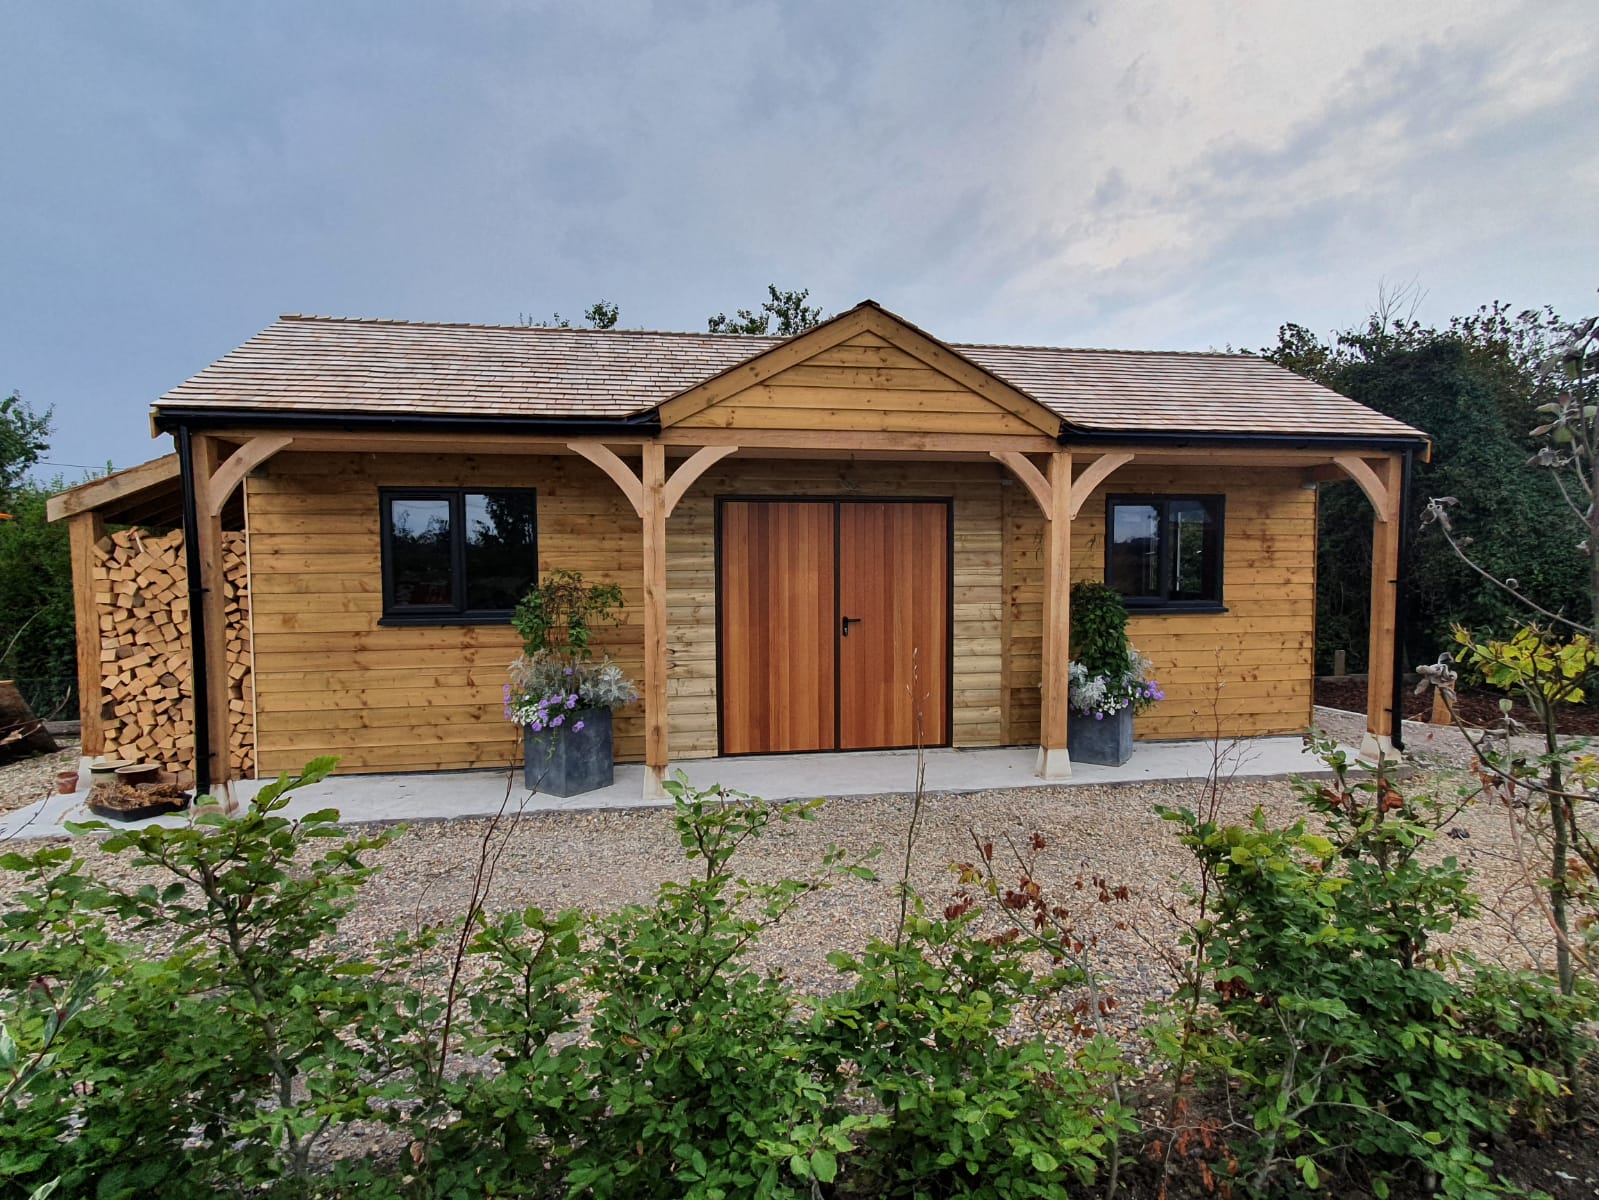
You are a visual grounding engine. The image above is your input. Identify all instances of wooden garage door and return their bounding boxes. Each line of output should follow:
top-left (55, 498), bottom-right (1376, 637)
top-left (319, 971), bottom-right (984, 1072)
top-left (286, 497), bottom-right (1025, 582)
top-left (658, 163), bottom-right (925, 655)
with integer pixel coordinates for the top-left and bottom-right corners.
top-left (718, 498), bottom-right (949, 755)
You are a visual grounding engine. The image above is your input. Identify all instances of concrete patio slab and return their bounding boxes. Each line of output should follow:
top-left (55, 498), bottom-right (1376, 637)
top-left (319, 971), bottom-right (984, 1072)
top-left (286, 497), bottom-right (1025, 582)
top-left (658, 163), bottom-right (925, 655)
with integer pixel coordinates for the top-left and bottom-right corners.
top-left (0, 736), bottom-right (1340, 842)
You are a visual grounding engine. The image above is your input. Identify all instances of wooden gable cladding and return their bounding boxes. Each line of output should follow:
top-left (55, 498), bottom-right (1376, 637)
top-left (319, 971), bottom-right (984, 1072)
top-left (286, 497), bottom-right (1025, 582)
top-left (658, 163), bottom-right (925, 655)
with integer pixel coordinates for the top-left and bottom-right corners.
top-left (247, 450), bottom-right (645, 776)
top-left (659, 305), bottom-right (1063, 438)
top-left (1001, 463), bottom-right (1316, 744)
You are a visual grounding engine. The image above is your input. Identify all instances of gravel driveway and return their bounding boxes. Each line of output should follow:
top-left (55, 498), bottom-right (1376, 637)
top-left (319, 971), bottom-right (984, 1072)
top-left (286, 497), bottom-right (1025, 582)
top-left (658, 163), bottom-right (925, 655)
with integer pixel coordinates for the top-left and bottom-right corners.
top-left (0, 712), bottom-right (1562, 1040)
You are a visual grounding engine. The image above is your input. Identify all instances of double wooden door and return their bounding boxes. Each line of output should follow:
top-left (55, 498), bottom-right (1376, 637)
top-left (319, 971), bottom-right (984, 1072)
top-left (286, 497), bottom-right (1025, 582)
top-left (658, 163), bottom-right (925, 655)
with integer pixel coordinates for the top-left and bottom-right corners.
top-left (718, 498), bottom-right (950, 755)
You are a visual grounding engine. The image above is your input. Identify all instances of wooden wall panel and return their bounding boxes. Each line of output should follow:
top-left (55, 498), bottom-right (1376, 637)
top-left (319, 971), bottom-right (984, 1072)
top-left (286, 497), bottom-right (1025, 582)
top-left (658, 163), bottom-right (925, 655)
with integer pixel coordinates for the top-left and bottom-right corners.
top-left (1001, 465), bottom-right (1315, 743)
top-left (674, 331), bottom-right (1041, 437)
top-left (666, 460), bottom-right (1005, 760)
top-left (248, 452), bottom-right (643, 776)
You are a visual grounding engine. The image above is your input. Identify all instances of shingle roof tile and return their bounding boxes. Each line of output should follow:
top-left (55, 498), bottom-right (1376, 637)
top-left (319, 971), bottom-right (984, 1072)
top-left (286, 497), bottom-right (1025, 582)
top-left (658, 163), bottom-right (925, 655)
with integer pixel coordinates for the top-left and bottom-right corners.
top-left (154, 312), bottom-right (1424, 441)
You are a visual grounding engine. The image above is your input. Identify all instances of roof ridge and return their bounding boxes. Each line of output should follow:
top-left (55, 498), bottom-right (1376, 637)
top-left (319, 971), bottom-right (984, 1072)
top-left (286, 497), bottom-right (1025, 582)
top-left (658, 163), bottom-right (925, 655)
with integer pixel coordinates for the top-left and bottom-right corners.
top-left (276, 313), bottom-right (786, 342)
top-left (958, 340), bottom-right (1262, 359)
top-left (274, 314), bottom-right (1276, 360)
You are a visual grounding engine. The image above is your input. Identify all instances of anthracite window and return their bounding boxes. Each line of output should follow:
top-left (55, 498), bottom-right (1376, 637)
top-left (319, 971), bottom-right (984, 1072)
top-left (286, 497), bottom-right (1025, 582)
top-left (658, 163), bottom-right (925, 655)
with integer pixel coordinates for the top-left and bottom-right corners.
top-left (379, 488), bottom-right (538, 623)
top-left (1105, 494), bottom-right (1224, 609)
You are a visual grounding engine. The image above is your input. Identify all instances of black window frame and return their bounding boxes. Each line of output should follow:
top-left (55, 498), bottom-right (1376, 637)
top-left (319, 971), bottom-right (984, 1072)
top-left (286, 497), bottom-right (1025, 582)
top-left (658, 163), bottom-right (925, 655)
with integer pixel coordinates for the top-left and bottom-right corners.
top-left (1104, 493), bottom-right (1226, 612)
top-left (378, 486), bottom-right (538, 626)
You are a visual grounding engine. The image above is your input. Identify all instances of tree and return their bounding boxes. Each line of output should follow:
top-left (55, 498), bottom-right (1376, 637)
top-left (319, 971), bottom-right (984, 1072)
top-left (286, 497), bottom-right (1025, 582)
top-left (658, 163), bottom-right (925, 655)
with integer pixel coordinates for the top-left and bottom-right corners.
top-left (1260, 304), bottom-right (1586, 672)
top-left (707, 286), bottom-right (825, 337)
top-left (0, 391), bottom-right (50, 508)
top-left (519, 300), bottom-right (620, 330)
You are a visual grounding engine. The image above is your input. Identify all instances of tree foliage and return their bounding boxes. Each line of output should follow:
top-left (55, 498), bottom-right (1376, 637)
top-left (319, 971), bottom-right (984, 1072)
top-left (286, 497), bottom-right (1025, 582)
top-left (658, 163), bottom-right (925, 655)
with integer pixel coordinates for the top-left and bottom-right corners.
top-left (518, 300), bottom-right (619, 329)
top-left (1261, 303), bottom-right (1587, 671)
top-left (707, 285), bottom-right (825, 337)
top-left (0, 396), bottom-right (73, 717)
top-left (0, 393), bottom-right (49, 510)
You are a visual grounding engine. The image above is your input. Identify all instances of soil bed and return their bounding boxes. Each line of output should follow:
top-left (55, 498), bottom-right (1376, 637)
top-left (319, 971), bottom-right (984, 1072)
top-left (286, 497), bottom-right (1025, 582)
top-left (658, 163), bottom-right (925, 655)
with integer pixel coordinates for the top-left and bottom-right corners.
top-left (1317, 675), bottom-right (1599, 736)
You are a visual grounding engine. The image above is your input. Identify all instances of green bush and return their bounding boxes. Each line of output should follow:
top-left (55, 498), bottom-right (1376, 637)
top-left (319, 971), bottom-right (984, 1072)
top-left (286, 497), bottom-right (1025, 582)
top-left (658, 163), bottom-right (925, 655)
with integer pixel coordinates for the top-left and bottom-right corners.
top-left (3, 768), bottom-right (1130, 1199)
top-left (1158, 740), bottom-right (1590, 1198)
top-left (0, 759), bottom-right (407, 1198)
top-left (820, 904), bottom-right (1131, 1198)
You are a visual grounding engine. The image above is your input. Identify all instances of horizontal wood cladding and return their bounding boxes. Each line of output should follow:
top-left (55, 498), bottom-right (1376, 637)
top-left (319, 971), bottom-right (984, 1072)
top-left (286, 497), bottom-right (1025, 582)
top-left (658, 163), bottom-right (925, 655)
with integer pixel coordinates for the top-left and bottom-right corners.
top-left (248, 452), bottom-right (644, 776)
top-left (1001, 465), bottom-right (1316, 744)
top-left (666, 459), bottom-right (1004, 760)
top-left (673, 331), bottom-right (1044, 437)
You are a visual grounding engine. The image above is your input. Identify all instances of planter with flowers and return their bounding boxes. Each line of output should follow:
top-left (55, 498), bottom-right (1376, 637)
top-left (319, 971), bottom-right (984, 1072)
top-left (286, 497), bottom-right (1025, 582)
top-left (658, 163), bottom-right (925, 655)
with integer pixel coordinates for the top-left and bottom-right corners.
top-left (1066, 581), bottom-right (1164, 767)
top-left (506, 569), bottom-right (638, 796)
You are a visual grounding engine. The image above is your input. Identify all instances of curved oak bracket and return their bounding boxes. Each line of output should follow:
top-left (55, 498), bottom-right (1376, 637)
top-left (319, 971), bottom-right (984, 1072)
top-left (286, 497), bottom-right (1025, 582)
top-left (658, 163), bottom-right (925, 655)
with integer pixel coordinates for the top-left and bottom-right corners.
top-left (663, 444), bottom-right (739, 517)
top-left (1333, 454), bottom-right (1392, 521)
top-left (568, 441), bottom-right (647, 518)
top-left (1069, 452), bottom-right (1134, 519)
top-left (990, 451), bottom-right (1053, 517)
top-left (205, 435), bottom-right (293, 517)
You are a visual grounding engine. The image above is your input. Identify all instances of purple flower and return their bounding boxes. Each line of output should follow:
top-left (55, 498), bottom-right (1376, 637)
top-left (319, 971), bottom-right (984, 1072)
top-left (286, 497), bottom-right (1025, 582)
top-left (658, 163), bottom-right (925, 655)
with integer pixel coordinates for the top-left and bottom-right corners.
top-left (564, 666), bottom-right (575, 676)
top-left (529, 720), bottom-right (544, 732)
top-left (573, 720), bottom-right (585, 731)
top-left (1094, 712), bottom-right (1104, 721)
top-left (551, 714), bottom-right (564, 727)
top-left (565, 694), bottom-right (578, 709)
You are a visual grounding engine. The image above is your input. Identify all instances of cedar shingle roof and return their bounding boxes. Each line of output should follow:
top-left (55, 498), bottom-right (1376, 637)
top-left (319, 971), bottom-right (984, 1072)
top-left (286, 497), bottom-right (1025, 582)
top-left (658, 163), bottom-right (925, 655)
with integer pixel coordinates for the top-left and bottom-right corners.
top-left (154, 308), bottom-right (1425, 442)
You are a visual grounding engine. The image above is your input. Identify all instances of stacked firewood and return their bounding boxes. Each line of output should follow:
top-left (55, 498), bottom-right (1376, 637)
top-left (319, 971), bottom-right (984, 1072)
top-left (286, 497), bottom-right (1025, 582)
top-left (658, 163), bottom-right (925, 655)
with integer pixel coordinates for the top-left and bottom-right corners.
top-left (93, 528), bottom-right (254, 778)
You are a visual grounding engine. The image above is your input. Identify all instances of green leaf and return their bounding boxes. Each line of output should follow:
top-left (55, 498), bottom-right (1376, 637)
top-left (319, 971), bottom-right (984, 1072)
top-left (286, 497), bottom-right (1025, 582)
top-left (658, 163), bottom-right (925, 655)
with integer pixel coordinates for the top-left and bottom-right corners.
top-left (1031, 1149), bottom-right (1060, 1174)
top-left (809, 1149), bottom-right (837, 1183)
top-left (1297, 1156), bottom-right (1319, 1188)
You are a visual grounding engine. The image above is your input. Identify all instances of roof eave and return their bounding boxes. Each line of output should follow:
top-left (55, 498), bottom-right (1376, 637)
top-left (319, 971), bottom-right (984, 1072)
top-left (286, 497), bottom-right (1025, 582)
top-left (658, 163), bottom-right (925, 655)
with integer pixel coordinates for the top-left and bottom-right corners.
top-left (1056, 421), bottom-right (1430, 455)
top-left (150, 406), bottom-right (664, 438)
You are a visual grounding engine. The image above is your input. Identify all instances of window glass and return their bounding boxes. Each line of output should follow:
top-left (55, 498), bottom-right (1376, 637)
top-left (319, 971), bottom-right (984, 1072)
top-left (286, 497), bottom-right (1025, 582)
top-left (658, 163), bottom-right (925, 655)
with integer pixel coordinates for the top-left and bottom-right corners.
top-left (1168, 499), bottom-right (1218, 601)
top-left (1105, 495), bottom-right (1224, 607)
top-left (1108, 502), bottom-right (1161, 598)
top-left (463, 491), bottom-right (538, 612)
top-left (388, 497), bottom-right (454, 608)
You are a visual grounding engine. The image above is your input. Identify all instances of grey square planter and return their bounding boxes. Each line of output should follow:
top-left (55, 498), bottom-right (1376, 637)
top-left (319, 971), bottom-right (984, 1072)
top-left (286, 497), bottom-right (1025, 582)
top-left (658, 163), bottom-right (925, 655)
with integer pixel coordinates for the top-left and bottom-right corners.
top-left (1068, 707), bottom-right (1134, 767)
top-left (523, 708), bottom-right (614, 796)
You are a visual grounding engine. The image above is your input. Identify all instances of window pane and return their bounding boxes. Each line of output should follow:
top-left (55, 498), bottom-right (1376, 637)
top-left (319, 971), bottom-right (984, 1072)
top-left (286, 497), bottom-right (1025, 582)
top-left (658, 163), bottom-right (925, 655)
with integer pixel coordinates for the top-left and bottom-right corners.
top-left (463, 491), bottom-right (537, 611)
top-left (1168, 499), bottom-right (1218, 601)
top-left (389, 498), bottom-right (454, 608)
top-left (1108, 503), bottom-right (1161, 598)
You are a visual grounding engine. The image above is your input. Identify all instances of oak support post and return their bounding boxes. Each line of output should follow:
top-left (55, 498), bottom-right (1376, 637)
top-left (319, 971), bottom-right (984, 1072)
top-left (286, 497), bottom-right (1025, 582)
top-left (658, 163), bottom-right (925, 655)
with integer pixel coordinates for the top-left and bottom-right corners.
top-left (1036, 449), bottom-right (1073, 779)
top-left (1360, 454), bottom-right (1405, 765)
top-left (67, 510), bottom-right (106, 755)
top-left (190, 435), bottom-right (233, 799)
top-left (641, 444), bottom-right (670, 800)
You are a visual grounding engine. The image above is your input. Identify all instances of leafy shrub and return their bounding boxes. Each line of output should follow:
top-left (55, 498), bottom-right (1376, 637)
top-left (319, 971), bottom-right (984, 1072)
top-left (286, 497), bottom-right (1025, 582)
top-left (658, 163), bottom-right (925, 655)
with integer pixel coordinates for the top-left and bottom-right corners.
top-left (820, 900), bottom-right (1131, 1199)
top-left (1158, 740), bottom-right (1591, 1198)
top-left (0, 759), bottom-right (408, 1198)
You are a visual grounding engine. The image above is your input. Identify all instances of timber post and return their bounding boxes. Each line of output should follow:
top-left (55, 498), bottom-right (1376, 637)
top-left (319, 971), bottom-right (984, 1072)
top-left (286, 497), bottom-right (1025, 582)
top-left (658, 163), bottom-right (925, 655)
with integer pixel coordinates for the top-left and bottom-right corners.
top-left (1036, 449), bottom-right (1073, 778)
top-left (641, 443), bottom-right (670, 799)
top-left (1360, 453), bottom-right (1405, 764)
top-left (67, 510), bottom-right (106, 755)
top-left (188, 434), bottom-right (234, 799)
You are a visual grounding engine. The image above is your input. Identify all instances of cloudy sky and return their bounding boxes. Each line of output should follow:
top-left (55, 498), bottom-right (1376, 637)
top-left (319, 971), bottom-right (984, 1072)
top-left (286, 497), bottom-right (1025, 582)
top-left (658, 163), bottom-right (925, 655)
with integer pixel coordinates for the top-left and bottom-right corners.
top-left (3, 1), bottom-right (1596, 475)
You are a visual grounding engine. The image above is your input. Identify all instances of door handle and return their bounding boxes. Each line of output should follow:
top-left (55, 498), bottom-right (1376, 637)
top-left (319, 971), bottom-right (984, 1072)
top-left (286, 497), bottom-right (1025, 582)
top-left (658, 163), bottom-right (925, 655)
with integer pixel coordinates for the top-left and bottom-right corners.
top-left (841, 615), bottom-right (862, 637)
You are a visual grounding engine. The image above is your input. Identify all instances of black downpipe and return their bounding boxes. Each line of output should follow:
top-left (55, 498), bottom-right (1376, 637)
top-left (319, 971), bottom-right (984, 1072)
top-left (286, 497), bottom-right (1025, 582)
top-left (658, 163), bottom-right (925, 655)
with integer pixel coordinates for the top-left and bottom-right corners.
top-left (176, 426), bottom-right (212, 796)
top-left (1390, 447), bottom-right (1416, 753)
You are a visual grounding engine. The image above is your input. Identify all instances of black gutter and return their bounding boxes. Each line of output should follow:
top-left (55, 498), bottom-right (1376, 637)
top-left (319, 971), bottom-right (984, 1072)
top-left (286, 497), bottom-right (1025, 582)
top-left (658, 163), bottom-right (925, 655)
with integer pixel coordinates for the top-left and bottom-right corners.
top-left (153, 407), bottom-right (662, 437)
top-left (1390, 446), bottom-right (1417, 753)
top-left (175, 426), bottom-right (212, 797)
top-left (1056, 421), bottom-right (1429, 455)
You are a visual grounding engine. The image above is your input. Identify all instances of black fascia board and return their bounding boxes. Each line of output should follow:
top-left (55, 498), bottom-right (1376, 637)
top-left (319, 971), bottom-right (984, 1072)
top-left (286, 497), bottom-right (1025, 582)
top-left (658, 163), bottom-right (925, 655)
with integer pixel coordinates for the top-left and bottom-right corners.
top-left (1055, 422), bottom-right (1427, 454)
top-left (151, 407), bottom-right (663, 438)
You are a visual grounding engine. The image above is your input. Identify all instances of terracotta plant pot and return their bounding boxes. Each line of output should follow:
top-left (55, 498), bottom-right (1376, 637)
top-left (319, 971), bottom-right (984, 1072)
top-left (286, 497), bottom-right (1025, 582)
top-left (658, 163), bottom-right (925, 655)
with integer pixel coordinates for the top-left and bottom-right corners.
top-left (55, 770), bottom-right (79, 794)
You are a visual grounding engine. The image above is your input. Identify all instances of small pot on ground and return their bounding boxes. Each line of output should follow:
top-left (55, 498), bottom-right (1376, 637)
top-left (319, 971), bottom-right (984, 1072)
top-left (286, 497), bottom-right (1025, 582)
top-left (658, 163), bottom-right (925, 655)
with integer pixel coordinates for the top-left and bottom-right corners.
top-left (1068, 707), bottom-right (1135, 767)
top-left (523, 708), bottom-right (614, 796)
top-left (55, 769), bottom-right (79, 794)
